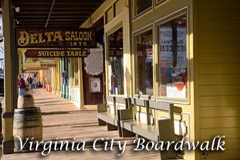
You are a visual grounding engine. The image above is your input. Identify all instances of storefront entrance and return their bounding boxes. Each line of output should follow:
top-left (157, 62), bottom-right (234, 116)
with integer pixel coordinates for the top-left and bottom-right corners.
top-left (83, 24), bottom-right (105, 105)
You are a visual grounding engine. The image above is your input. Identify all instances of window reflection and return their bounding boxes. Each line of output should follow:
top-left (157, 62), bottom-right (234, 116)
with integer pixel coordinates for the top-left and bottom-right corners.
top-left (108, 28), bottom-right (124, 95)
top-left (134, 30), bottom-right (153, 96)
top-left (158, 16), bottom-right (187, 99)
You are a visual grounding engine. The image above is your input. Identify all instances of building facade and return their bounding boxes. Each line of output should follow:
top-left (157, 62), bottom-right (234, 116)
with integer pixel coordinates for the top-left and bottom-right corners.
top-left (2, 0), bottom-right (240, 159)
top-left (81, 0), bottom-right (240, 159)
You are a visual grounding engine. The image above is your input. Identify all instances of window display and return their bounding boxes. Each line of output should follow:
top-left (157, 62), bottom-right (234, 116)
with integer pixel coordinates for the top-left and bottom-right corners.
top-left (158, 16), bottom-right (187, 99)
top-left (134, 30), bottom-right (153, 96)
top-left (108, 28), bottom-right (124, 95)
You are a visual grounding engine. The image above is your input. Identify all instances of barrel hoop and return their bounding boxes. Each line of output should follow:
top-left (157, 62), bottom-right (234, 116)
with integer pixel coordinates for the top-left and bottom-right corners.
top-left (14, 108), bottom-right (40, 112)
top-left (15, 109), bottom-right (39, 112)
top-left (14, 115), bottom-right (41, 119)
top-left (13, 125), bottom-right (41, 129)
top-left (14, 113), bottom-right (41, 116)
top-left (14, 118), bottom-right (41, 122)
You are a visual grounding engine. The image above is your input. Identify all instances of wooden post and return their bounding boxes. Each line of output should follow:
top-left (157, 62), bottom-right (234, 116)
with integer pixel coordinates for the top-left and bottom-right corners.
top-left (2, 0), bottom-right (17, 154)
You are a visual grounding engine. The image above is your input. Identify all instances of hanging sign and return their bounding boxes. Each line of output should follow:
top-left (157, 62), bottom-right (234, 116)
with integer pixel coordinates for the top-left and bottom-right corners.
top-left (24, 49), bottom-right (89, 57)
top-left (15, 28), bottom-right (96, 48)
top-left (22, 49), bottom-right (57, 69)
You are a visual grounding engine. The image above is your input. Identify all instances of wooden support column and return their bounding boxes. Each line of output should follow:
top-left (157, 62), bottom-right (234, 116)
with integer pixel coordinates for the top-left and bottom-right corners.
top-left (122, 7), bottom-right (132, 97)
top-left (2, 0), bottom-right (17, 154)
top-left (60, 58), bottom-right (64, 97)
top-left (78, 58), bottom-right (84, 108)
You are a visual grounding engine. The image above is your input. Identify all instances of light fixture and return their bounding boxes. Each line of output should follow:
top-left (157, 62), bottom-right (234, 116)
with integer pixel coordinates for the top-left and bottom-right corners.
top-left (15, 19), bottom-right (20, 24)
top-left (12, 5), bottom-right (20, 13)
top-left (15, 6), bottom-right (20, 13)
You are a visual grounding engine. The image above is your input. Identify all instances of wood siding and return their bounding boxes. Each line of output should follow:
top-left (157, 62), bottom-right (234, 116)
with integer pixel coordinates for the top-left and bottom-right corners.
top-left (131, 0), bottom-right (195, 159)
top-left (197, 0), bottom-right (240, 159)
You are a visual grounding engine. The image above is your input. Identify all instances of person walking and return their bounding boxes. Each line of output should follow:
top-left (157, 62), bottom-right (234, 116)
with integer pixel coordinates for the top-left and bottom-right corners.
top-left (32, 74), bottom-right (37, 90)
top-left (18, 74), bottom-right (25, 95)
top-left (27, 75), bottom-right (33, 91)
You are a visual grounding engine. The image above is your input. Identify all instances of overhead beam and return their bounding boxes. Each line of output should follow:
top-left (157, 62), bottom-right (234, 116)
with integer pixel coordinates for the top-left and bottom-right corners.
top-left (19, 18), bottom-right (86, 21)
top-left (12, 0), bottom-right (105, 29)
top-left (13, 0), bottom-right (103, 4)
top-left (16, 11), bottom-right (94, 15)
top-left (19, 6), bottom-right (99, 10)
top-left (15, 15), bottom-right (89, 19)
top-left (18, 24), bottom-right (84, 28)
top-left (55, 0), bottom-right (103, 4)
top-left (13, 4), bottom-right (102, 11)
top-left (51, 11), bottom-right (94, 14)
top-left (45, 0), bottom-right (56, 28)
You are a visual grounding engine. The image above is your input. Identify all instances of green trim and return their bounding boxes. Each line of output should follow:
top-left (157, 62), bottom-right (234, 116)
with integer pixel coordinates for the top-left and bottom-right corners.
top-left (14, 118), bottom-right (40, 122)
top-left (13, 125), bottom-right (41, 129)
top-left (14, 113), bottom-right (40, 116)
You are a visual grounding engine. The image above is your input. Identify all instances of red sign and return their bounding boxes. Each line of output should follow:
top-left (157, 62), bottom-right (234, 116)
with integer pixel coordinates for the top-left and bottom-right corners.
top-left (25, 49), bottom-right (89, 57)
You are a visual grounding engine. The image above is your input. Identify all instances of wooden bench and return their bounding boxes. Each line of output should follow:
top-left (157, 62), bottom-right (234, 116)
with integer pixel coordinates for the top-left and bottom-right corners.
top-left (97, 96), bottom-right (129, 132)
top-left (118, 99), bottom-right (151, 138)
top-left (118, 99), bottom-right (187, 159)
top-left (149, 101), bottom-right (187, 159)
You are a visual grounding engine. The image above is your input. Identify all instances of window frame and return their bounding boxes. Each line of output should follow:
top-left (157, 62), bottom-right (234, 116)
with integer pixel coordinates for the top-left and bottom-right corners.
top-left (155, 0), bottom-right (167, 7)
top-left (132, 0), bottom-right (153, 19)
top-left (155, 10), bottom-right (190, 104)
top-left (132, 25), bottom-right (154, 100)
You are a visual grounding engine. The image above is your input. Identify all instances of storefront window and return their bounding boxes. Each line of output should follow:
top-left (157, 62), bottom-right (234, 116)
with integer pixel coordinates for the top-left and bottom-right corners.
top-left (74, 59), bottom-right (79, 86)
top-left (134, 0), bottom-right (152, 16)
top-left (108, 28), bottom-right (124, 95)
top-left (158, 16), bottom-right (188, 99)
top-left (134, 30), bottom-right (153, 96)
top-left (70, 58), bottom-right (78, 86)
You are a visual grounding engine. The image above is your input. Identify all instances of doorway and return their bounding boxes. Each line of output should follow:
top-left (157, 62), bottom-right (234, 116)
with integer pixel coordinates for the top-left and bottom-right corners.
top-left (83, 19), bottom-right (105, 105)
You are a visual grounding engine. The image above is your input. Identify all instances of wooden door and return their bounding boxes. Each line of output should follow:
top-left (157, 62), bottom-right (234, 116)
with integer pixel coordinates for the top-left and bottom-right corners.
top-left (82, 48), bottom-right (105, 105)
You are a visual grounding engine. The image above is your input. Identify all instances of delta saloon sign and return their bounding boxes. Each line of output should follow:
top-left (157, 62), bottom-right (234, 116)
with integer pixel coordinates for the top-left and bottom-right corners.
top-left (16, 28), bottom-right (96, 48)
top-left (16, 28), bottom-right (96, 57)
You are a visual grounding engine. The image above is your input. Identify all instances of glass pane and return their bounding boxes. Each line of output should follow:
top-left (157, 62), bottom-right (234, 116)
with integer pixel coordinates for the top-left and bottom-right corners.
top-left (74, 59), bottom-right (78, 86)
top-left (158, 16), bottom-right (187, 99)
top-left (108, 28), bottom-right (124, 95)
top-left (135, 0), bottom-right (152, 15)
top-left (134, 30), bottom-right (153, 96)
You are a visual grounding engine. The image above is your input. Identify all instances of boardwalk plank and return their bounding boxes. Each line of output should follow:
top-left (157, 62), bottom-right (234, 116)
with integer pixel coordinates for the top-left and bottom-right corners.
top-left (1, 89), bottom-right (160, 160)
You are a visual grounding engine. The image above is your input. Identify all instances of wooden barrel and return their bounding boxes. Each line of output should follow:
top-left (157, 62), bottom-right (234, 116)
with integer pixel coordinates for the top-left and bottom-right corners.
top-left (13, 107), bottom-right (43, 142)
top-left (18, 94), bottom-right (34, 108)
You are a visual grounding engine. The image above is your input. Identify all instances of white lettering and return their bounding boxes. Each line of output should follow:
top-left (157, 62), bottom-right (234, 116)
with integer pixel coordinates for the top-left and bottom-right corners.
top-left (118, 140), bottom-right (126, 156)
top-left (93, 138), bottom-right (104, 151)
top-left (133, 138), bottom-right (145, 151)
top-left (14, 136), bottom-right (29, 151)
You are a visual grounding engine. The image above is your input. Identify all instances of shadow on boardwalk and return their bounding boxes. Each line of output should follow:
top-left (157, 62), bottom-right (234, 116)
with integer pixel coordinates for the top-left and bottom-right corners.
top-left (1, 89), bottom-right (160, 160)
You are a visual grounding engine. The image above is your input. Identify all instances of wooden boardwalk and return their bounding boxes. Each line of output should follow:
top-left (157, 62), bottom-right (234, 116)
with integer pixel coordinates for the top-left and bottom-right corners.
top-left (1, 89), bottom-right (160, 160)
